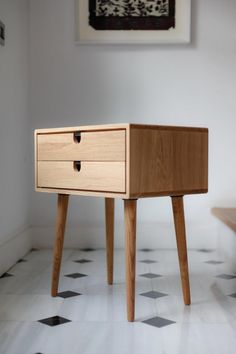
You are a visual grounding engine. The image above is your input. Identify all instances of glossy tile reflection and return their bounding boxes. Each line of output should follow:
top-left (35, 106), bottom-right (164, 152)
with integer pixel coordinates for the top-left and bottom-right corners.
top-left (0, 248), bottom-right (236, 354)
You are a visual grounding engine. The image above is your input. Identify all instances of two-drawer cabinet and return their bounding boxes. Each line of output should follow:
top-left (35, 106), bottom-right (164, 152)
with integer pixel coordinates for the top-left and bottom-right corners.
top-left (35, 123), bottom-right (208, 198)
top-left (35, 123), bottom-right (208, 322)
top-left (36, 129), bottom-right (126, 193)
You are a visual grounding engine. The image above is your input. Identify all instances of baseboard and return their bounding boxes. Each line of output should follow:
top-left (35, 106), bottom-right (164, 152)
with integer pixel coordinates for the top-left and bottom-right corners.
top-left (0, 227), bottom-right (32, 276)
top-left (31, 221), bottom-right (217, 250)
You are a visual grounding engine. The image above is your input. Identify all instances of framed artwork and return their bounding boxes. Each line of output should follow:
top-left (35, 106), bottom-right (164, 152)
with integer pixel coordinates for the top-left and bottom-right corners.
top-left (75, 0), bottom-right (191, 44)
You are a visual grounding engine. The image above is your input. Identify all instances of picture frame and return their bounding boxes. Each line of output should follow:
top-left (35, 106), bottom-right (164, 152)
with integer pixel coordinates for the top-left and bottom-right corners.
top-left (75, 0), bottom-right (191, 44)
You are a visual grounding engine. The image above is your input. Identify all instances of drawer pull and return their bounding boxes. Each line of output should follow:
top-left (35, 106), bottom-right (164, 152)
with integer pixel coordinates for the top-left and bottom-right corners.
top-left (74, 131), bottom-right (81, 143)
top-left (74, 161), bottom-right (81, 172)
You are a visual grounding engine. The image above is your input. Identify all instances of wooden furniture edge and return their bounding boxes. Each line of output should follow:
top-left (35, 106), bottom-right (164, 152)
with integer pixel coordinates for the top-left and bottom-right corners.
top-left (34, 123), bottom-right (208, 135)
top-left (129, 124), bottom-right (208, 133)
top-left (35, 187), bottom-right (208, 199)
top-left (34, 123), bottom-right (130, 134)
top-left (129, 189), bottom-right (208, 199)
top-left (212, 207), bottom-right (236, 232)
top-left (126, 125), bottom-right (131, 197)
top-left (34, 130), bottom-right (38, 191)
top-left (35, 187), bottom-right (129, 199)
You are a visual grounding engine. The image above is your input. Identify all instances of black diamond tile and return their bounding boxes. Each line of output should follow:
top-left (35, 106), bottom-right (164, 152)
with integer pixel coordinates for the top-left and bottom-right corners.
top-left (139, 273), bottom-right (162, 279)
top-left (73, 259), bottom-right (92, 264)
top-left (17, 259), bottom-right (27, 263)
top-left (81, 248), bottom-right (96, 252)
top-left (57, 291), bottom-right (82, 298)
top-left (228, 293), bottom-right (236, 298)
top-left (140, 291), bottom-right (167, 299)
top-left (0, 273), bottom-right (13, 279)
top-left (65, 273), bottom-right (87, 279)
top-left (142, 316), bottom-right (175, 328)
top-left (140, 248), bottom-right (153, 252)
top-left (216, 274), bottom-right (236, 280)
top-left (38, 316), bottom-right (71, 327)
top-left (205, 260), bottom-right (224, 265)
top-left (139, 260), bottom-right (158, 264)
top-left (198, 248), bottom-right (213, 253)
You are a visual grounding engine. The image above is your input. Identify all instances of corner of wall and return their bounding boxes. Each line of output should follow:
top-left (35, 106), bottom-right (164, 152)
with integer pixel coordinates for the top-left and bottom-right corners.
top-left (0, 227), bottom-right (32, 276)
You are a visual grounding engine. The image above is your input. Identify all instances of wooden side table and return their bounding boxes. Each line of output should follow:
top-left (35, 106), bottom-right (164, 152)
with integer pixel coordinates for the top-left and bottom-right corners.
top-left (35, 123), bottom-right (208, 322)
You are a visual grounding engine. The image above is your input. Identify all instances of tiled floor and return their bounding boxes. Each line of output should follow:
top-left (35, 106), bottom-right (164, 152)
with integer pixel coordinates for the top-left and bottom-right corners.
top-left (1, 248), bottom-right (236, 353)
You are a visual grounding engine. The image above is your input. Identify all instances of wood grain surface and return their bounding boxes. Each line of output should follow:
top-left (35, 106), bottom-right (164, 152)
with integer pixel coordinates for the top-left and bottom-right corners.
top-left (51, 194), bottom-right (69, 297)
top-left (38, 130), bottom-right (126, 161)
top-left (38, 161), bottom-right (126, 193)
top-left (172, 196), bottom-right (191, 305)
top-left (124, 199), bottom-right (137, 322)
top-left (105, 198), bottom-right (115, 285)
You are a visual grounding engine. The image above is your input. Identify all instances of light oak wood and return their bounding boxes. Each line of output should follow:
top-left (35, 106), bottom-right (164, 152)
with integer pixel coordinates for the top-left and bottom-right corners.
top-left (51, 194), bottom-right (69, 297)
top-left (105, 198), bottom-right (114, 285)
top-left (126, 124), bottom-right (131, 197)
top-left (212, 207), bottom-right (236, 232)
top-left (171, 196), bottom-right (191, 305)
top-left (34, 130), bottom-right (38, 192)
top-left (36, 186), bottom-right (128, 199)
top-left (35, 123), bottom-right (130, 134)
top-left (38, 161), bottom-right (126, 193)
top-left (129, 127), bottom-right (208, 198)
top-left (34, 123), bottom-right (209, 322)
top-left (35, 123), bottom-right (207, 135)
top-left (38, 130), bottom-right (126, 161)
top-left (35, 123), bottom-right (208, 199)
top-left (124, 199), bottom-right (137, 322)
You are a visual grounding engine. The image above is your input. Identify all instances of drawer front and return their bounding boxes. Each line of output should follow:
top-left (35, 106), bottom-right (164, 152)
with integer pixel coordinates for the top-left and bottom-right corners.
top-left (37, 161), bottom-right (126, 192)
top-left (37, 130), bottom-right (125, 161)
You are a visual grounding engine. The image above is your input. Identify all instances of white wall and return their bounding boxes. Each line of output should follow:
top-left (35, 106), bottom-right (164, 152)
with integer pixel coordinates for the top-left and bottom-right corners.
top-left (0, 0), bottom-right (31, 273)
top-left (30, 0), bottom-right (236, 249)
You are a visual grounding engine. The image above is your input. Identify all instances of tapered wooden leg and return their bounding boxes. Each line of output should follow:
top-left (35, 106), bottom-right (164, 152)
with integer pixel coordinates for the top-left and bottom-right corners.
top-left (124, 199), bottom-right (137, 322)
top-left (105, 198), bottom-right (114, 285)
top-left (51, 194), bottom-right (69, 297)
top-left (171, 196), bottom-right (191, 305)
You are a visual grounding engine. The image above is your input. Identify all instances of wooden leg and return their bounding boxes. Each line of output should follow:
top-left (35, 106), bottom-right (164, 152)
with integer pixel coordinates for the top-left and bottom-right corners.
top-left (124, 199), bottom-right (137, 322)
top-left (51, 194), bottom-right (69, 297)
top-left (105, 198), bottom-right (114, 285)
top-left (171, 196), bottom-right (191, 305)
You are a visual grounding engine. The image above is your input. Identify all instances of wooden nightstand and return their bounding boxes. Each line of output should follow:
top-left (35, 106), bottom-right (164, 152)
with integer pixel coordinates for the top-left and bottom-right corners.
top-left (35, 123), bottom-right (208, 322)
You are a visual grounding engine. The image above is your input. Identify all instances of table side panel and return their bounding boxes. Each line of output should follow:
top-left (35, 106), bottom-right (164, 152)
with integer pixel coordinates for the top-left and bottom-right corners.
top-left (130, 127), bottom-right (208, 198)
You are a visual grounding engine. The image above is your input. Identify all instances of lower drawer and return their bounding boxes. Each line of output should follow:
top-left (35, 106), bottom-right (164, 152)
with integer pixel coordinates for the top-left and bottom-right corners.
top-left (37, 161), bottom-right (126, 193)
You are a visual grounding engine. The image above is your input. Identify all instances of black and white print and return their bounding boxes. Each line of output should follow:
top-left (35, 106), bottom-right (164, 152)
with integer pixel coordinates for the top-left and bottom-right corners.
top-left (96, 0), bottom-right (169, 17)
top-left (89, 0), bottom-right (175, 30)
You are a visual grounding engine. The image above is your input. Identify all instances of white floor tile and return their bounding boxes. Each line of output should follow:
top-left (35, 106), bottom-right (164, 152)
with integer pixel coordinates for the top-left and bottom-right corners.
top-left (0, 248), bottom-right (236, 354)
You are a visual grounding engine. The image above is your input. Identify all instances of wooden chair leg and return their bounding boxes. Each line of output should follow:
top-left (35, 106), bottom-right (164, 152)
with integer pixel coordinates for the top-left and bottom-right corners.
top-left (171, 196), bottom-right (191, 305)
top-left (124, 199), bottom-right (137, 322)
top-left (105, 198), bottom-right (114, 285)
top-left (51, 194), bottom-right (69, 297)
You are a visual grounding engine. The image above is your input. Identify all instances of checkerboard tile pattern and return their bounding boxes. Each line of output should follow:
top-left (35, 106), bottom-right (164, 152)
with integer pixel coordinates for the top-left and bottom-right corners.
top-left (1, 248), bottom-right (236, 354)
top-left (38, 316), bottom-right (71, 327)
top-left (57, 291), bottom-right (82, 298)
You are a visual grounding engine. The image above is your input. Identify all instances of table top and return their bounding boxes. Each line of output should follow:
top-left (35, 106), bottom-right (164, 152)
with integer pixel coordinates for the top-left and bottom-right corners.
top-left (35, 123), bottom-right (208, 135)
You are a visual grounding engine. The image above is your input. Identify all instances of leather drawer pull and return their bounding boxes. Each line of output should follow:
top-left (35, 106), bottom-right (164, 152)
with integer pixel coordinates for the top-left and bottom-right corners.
top-left (74, 161), bottom-right (81, 172)
top-left (74, 131), bottom-right (81, 143)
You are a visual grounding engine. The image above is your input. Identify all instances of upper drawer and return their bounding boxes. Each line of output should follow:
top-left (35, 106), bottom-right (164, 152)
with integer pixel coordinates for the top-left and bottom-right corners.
top-left (37, 129), bottom-right (126, 161)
